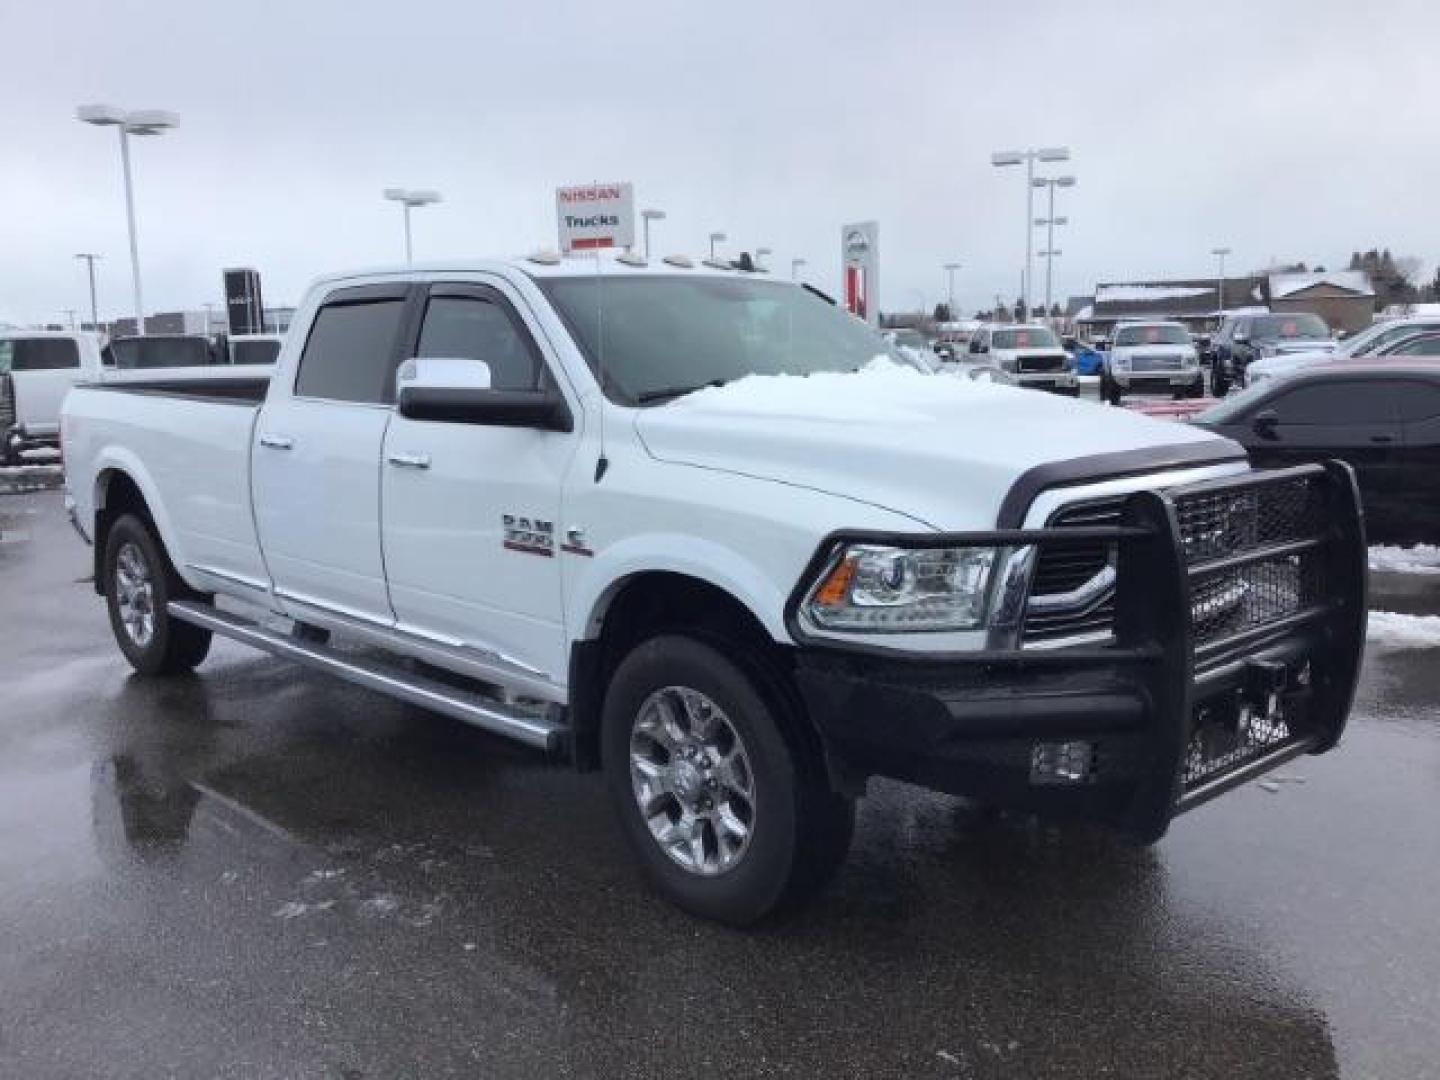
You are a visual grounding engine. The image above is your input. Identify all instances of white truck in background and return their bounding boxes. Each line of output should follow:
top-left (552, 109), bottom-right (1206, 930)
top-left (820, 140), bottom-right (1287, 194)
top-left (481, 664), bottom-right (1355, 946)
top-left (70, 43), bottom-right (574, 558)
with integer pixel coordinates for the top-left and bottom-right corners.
top-left (61, 256), bottom-right (1367, 925)
top-left (0, 330), bottom-right (107, 464)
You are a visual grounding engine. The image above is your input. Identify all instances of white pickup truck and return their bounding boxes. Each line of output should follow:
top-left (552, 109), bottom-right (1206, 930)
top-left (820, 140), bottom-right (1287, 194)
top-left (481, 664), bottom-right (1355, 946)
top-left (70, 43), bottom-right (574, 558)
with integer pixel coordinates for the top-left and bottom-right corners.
top-left (1, 330), bottom-right (106, 463)
top-left (61, 256), bottom-right (1367, 924)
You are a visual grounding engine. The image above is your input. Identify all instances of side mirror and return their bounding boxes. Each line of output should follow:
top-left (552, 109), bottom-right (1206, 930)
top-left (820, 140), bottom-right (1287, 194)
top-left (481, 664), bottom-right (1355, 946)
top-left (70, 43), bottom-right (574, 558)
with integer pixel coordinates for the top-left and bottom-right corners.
top-left (1252, 409), bottom-right (1279, 439)
top-left (396, 356), bottom-right (572, 431)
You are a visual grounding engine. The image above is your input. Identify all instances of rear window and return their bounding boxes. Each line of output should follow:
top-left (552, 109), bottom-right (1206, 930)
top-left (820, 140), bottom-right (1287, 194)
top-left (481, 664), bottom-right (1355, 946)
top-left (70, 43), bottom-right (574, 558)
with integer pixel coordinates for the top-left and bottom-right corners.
top-left (294, 300), bottom-right (405, 404)
top-left (1113, 324), bottom-right (1190, 347)
top-left (0, 338), bottom-right (80, 372)
top-left (109, 337), bottom-right (214, 369)
top-left (992, 327), bottom-right (1059, 350)
top-left (231, 339), bottom-right (282, 366)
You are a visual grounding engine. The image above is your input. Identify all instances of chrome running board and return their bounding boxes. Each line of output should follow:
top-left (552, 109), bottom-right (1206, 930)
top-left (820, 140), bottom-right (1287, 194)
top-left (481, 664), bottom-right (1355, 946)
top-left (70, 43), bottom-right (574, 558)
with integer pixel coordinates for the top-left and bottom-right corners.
top-left (168, 600), bottom-right (565, 751)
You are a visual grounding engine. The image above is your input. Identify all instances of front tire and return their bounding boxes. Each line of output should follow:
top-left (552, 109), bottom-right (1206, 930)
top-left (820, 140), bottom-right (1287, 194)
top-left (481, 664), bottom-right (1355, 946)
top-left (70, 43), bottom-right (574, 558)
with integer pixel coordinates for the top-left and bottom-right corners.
top-left (1102, 375), bottom-right (1123, 406)
top-left (602, 634), bottom-right (853, 925)
top-left (104, 514), bottom-right (212, 676)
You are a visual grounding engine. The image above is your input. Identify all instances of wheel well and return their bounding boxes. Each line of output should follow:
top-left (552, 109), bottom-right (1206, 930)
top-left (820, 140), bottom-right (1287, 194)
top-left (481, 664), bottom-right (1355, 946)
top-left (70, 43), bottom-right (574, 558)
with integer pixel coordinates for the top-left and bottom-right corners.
top-left (568, 572), bottom-right (815, 774)
top-left (92, 470), bottom-right (153, 594)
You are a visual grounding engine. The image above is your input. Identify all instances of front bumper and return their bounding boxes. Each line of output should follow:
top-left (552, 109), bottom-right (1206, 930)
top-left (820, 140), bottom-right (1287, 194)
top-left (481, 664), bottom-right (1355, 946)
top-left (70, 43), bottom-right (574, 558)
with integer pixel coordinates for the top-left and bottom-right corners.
top-left (793, 462), bottom-right (1367, 841)
top-left (1113, 370), bottom-right (1202, 393)
top-left (1016, 373), bottom-right (1080, 395)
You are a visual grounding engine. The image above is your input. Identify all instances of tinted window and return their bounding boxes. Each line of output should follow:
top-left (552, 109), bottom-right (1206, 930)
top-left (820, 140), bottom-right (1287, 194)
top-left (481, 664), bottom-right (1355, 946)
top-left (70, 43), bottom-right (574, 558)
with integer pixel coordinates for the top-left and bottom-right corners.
top-left (0, 338), bottom-right (80, 372)
top-left (417, 296), bottom-right (539, 391)
top-left (294, 301), bottom-right (405, 403)
top-left (1268, 381), bottom-right (1400, 424)
top-left (1393, 381), bottom-right (1440, 422)
top-left (1385, 334), bottom-right (1440, 357)
top-left (110, 337), bottom-right (213, 369)
top-left (231, 339), bottom-right (282, 365)
top-left (1251, 313), bottom-right (1329, 341)
top-left (992, 327), bottom-right (1060, 349)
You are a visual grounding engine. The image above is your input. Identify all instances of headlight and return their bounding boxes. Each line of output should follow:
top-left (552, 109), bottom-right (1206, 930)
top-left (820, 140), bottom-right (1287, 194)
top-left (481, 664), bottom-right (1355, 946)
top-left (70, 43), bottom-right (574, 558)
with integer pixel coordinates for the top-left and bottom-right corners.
top-left (1111, 354), bottom-right (1130, 370)
top-left (801, 544), bottom-right (997, 633)
top-left (1183, 351), bottom-right (1199, 367)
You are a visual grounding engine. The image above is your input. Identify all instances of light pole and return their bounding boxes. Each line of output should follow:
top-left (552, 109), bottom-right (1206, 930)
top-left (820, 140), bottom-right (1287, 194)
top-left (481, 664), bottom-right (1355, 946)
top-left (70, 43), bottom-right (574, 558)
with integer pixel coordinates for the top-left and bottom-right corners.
top-left (708, 231), bottom-right (727, 260)
top-left (1211, 247), bottom-right (1232, 322)
top-left (943, 262), bottom-right (962, 317)
top-left (641, 208), bottom-right (666, 258)
top-left (791, 257), bottom-right (807, 280)
top-left (1033, 174), bottom-right (1076, 314)
top-left (77, 105), bottom-right (179, 336)
top-left (74, 253), bottom-right (102, 330)
top-left (383, 188), bottom-right (442, 264)
top-left (991, 146), bottom-right (1070, 318)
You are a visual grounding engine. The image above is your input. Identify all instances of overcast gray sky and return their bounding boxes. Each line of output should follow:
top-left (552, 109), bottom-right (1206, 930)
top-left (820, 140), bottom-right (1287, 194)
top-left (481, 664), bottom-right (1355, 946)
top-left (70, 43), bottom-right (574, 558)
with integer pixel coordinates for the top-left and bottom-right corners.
top-left (2, 0), bottom-right (1437, 325)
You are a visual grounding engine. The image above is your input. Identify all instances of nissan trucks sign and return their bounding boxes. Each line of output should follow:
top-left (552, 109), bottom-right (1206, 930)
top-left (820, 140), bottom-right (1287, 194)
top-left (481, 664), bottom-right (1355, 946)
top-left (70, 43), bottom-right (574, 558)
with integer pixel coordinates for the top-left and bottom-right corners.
top-left (556, 182), bottom-right (635, 253)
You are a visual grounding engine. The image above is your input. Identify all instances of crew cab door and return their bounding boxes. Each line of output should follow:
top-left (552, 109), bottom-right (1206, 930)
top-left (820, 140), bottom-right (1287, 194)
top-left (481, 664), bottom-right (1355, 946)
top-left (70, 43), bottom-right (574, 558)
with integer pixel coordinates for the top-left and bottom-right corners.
top-left (252, 284), bottom-right (412, 624)
top-left (380, 281), bottom-right (578, 686)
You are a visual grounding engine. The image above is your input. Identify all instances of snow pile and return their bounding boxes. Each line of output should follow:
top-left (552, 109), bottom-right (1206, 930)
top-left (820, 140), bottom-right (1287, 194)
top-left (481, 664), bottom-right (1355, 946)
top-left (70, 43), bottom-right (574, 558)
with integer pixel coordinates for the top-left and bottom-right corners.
top-left (1367, 611), bottom-right (1440, 651)
top-left (1369, 545), bottom-right (1440, 576)
top-left (670, 355), bottom-right (1014, 420)
top-left (1095, 284), bottom-right (1212, 304)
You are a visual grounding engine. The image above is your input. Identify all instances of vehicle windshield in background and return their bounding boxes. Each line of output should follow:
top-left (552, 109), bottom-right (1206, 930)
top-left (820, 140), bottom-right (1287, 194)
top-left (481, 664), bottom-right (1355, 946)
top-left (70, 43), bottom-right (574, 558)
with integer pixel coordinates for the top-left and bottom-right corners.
top-left (1114, 324), bottom-right (1190, 347)
top-left (992, 327), bottom-right (1060, 350)
top-left (891, 329), bottom-right (928, 349)
top-left (1251, 314), bottom-right (1329, 341)
top-left (231, 339), bottom-right (281, 365)
top-left (538, 276), bottom-right (905, 404)
top-left (1192, 379), bottom-right (1269, 424)
top-left (108, 337), bottom-right (214, 369)
top-left (0, 338), bottom-right (80, 372)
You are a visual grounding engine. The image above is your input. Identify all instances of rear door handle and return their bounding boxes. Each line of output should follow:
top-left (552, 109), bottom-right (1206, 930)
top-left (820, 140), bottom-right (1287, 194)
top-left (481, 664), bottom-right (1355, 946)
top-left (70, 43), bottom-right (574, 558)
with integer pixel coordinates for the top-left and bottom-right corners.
top-left (387, 452), bottom-right (431, 470)
top-left (259, 433), bottom-right (294, 450)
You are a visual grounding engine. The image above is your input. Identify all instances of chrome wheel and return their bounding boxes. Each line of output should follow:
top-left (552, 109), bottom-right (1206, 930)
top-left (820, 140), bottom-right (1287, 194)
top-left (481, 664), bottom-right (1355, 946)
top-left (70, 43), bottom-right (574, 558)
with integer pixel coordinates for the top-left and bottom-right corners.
top-left (114, 541), bottom-right (156, 648)
top-left (629, 686), bottom-right (756, 877)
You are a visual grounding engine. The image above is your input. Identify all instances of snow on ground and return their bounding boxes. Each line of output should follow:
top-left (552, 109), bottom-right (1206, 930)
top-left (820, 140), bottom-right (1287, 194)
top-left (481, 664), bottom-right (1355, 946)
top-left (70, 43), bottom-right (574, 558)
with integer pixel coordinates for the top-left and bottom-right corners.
top-left (0, 464), bottom-right (64, 494)
top-left (1367, 611), bottom-right (1440, 651)
top-left (1369, 545), bottom-right (1440, 575)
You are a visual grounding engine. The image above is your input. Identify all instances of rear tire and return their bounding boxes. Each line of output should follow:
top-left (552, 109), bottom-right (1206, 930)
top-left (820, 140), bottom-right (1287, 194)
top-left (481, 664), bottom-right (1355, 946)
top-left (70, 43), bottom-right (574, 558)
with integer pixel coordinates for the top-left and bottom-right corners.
top-left (1102, 375), bottom-right (1123, 406)
top-left (602, 634), bottom-right (853, 926)
top-left (103, 514), bottom-right (212, 676)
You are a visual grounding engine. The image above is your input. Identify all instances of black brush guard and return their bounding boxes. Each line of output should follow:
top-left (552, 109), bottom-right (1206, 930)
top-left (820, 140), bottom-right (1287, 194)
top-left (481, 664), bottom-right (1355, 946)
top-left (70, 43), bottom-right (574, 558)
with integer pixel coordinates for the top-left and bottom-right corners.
top-left (791, 461), bottom-right (1367, 842)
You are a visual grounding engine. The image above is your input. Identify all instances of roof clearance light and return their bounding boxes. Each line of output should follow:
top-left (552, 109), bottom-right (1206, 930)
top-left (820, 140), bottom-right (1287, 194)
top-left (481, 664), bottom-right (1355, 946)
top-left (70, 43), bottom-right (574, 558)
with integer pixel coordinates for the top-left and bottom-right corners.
top-left (661, 255), bottom-right (694, 269)
top-left (616, 252), bottom-right (647, 267)
top-left (701, 258), bottom-right (731, 271)
top-left (526, 250), bottom-right (563, 266)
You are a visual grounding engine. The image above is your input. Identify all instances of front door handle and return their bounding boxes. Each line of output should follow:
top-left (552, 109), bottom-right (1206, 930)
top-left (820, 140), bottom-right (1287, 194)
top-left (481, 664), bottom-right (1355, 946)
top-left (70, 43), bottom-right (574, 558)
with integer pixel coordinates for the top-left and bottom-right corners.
top-left (387, 452), bottom-right (431, 470)
top-left (259, 433), bottom-right (294, 450)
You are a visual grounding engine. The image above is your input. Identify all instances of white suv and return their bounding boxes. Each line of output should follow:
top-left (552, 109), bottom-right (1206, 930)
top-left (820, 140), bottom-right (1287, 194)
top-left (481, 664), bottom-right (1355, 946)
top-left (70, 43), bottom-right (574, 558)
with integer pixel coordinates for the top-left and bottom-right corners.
top-left (968, 324), bottom-right (1078, 395)
top-left (1101, 321), bottom-right (1203, 405)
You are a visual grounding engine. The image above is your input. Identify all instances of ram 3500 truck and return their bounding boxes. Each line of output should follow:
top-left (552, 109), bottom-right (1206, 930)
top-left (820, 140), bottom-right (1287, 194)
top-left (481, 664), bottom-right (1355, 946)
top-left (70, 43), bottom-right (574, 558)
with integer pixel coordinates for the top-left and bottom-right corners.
top-left (1, 330), bottom-right (106, 463)
top-left (61, 257), bottom-right (1367, 925)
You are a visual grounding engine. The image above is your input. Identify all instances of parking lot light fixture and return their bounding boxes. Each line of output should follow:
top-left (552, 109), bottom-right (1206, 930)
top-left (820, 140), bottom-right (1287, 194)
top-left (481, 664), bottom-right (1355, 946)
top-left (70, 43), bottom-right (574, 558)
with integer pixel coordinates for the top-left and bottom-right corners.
top-left (77, 104), bottom-right (179, 336)
top-left (992, 146), bottom-right (1071, 316)
top-left (1211, 247), bottom-right (1232, 319)
top-left (943, 262), bottom-right (962, 316)
top-left (383, 188), bottom-right (442, 265)
top-left (74, 253), bottom-right (102, 329)
top-left (640, 208), bottom-right (666, 259)
top-left (708, 231), bottom-right (727, 259)
top-left (1032, 174), bottom-right (1076, 315)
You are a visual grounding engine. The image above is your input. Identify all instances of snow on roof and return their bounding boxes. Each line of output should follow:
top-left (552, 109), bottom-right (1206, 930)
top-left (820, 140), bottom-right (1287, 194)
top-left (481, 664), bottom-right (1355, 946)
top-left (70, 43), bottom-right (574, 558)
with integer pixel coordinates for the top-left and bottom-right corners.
top-left (1380, 302), bottom-right (1440, 319)
top-left (1094, 284), bottom-right (1212, 304)
top-left (1074, 304), bottom-right (1094, 321)
top-left (669, 356), bottom-right (1010, 421)
top-left (1268, 270), bottom-right (1374, 299)
top-left (1367, 610), bottom-right (1440, 651)
top-left (1369, 545), bottom-right (1440, 575)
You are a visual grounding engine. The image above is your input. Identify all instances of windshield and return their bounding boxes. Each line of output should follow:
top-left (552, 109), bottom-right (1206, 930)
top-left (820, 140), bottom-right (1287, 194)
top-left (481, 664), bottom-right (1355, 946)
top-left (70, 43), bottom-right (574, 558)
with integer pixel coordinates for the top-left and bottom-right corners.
top-left (231, 339), bottom-right (281, 365)
top-left (537, 275), bottom-right (905, 403)
top-left (1113, 324), bottom-right (1190, 347)
top-left (109, 337), bottom-right (214, 369)
top-left (991, 326), bottom-right (1059, 350)
top-left (1251, 313), bottom-right (1329, 341)
top-left (1193, 378), bottom-right (1272, 424)
top-left (891, 329), bottom-right (927, 348)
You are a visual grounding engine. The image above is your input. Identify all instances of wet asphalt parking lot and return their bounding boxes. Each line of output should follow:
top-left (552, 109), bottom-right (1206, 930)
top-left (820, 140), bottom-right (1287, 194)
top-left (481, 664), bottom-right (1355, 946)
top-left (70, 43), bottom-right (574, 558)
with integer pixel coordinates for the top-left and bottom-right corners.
top-left (2, 488), bottom-right (1438, 1079)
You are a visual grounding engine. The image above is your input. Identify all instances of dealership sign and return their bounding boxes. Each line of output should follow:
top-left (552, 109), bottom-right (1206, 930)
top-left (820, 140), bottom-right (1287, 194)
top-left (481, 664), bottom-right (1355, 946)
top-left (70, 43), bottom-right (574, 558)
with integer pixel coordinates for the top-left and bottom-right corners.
top-left (840, 221), bottom-right (879, 326)
top-left (556, 182), bottom-right (635, 253)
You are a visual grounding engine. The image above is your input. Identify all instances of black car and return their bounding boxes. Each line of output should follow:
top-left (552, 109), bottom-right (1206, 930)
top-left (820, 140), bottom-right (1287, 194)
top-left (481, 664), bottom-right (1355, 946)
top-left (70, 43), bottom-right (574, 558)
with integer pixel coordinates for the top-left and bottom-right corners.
top-left (1192, 359), bottom-right (1440, 545)
top-left (1209, 311), bottom-right (1334, 396)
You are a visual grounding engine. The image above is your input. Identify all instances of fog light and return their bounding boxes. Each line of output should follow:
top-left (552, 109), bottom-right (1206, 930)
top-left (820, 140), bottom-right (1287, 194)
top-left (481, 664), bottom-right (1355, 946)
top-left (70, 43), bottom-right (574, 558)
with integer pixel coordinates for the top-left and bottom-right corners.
top-left (1030, 740), bottom-right (1095, 785)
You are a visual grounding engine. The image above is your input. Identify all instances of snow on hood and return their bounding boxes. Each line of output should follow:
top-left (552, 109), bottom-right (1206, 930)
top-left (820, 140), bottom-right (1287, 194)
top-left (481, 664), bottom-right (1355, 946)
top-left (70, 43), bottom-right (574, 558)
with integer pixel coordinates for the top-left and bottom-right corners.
top-left (634, 359), bottom-right (1233, 530)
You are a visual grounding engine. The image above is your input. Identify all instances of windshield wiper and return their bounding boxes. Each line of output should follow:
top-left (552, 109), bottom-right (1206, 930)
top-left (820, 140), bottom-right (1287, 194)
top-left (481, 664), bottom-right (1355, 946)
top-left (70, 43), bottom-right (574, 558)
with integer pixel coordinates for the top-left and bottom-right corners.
top-left (635, 378), bottom-right (728, 404)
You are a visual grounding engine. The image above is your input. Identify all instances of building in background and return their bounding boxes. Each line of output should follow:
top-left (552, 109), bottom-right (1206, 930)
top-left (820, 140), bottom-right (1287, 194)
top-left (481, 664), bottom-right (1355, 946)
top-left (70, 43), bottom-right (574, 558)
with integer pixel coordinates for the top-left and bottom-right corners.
top-left (1267, 271), bottom-right (1375, 334)
top-left (1076, 277), bottom-right (1266, 336)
